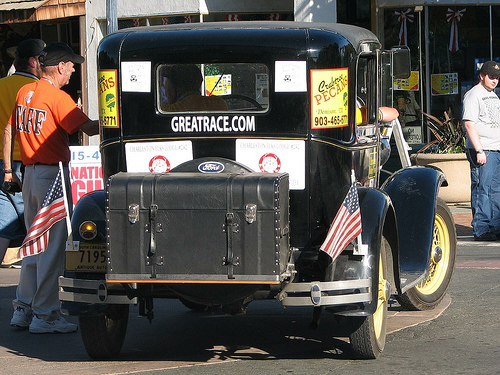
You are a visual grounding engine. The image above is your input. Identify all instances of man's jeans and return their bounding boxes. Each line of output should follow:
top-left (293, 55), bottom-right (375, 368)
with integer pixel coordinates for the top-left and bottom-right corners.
top-left (0, 160), bottom-right (25, 245)
top-left (467, 149), bottom-right (500, 237)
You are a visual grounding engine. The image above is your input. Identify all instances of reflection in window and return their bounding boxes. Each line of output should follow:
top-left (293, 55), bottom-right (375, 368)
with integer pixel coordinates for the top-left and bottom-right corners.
top-left (158, 63), bottom-right (269, 113)
top-left (356, 57), bottom-right (376, 125)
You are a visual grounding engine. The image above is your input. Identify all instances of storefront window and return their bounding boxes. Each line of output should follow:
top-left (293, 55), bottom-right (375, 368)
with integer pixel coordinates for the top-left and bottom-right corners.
top-left (337, 0), bottom-right (371, 30)
top-left (382, 7), bottom-right (423, 144)
top-left (428, 6), bottom-right (490, 121)
top-left (379, 4), bottom-right (500, 146)
top-left (493, 6), bottom-right (500, 61)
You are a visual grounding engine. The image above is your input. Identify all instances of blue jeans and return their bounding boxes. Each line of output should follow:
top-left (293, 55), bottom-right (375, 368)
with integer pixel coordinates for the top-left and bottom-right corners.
top-left (0, 160), bottom-right (25, 245)
top-left (467, 149), bottom-right (500, 237)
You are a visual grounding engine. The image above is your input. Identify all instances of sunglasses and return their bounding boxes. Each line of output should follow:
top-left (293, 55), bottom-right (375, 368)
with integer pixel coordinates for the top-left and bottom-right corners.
top-left (487, 74), bottom-right (499, 80)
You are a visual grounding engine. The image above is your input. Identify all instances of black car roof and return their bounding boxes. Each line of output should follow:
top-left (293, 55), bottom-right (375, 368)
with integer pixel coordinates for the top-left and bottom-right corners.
top-left (113, 21), bottom-right (381, 53)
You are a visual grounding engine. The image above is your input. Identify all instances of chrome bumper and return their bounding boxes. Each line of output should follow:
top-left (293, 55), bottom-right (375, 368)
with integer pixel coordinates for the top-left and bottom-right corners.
top-left (278, 278), bottom-right (372, 306)
top-left (59, 276), bottom-right (137, 305)
top-left (59, 275), bottom-right (371, 307)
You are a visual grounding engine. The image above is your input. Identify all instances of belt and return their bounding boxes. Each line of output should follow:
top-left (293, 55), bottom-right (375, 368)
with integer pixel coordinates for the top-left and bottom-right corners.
top-left (468, 149), bottom-right (500, 153)
top-left (30, 161), bottom-right (69, 167)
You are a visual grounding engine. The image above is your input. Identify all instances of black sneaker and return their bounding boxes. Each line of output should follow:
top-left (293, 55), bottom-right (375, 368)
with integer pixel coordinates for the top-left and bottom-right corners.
top-left (474, 232), bottom-right (497, 241)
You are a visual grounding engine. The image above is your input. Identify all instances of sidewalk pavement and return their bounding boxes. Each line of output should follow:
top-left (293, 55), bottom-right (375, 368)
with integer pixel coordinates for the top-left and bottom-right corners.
top-left (448, 204), bottom-right (473, 238)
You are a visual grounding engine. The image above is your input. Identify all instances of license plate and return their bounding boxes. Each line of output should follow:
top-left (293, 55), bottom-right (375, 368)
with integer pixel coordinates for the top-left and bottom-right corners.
top-left (65, 242), bottom-right (107, 272)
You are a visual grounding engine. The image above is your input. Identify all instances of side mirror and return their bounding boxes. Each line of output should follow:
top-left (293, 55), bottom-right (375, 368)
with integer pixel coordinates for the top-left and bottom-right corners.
top-left (390, 46), bottom-right (411, 79)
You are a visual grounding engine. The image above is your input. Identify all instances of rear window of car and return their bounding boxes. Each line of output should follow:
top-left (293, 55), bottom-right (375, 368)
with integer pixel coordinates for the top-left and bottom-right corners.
top-left (157, 63), bottom-right (269, 113)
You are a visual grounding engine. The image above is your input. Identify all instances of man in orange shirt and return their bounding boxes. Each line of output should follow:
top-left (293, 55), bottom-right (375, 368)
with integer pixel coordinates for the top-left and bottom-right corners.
top-left (3, 42), bottom-right (98, 333)
top-left (0, 39), bottom-right (44, 266)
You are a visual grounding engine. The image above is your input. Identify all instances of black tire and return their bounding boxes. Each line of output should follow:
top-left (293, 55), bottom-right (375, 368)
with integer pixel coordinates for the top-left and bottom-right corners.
top-left (349, 237), bottom-right (390, 359)
top-left (79, 304), bottom-right (129, 359)
top-left (396, 198), bottom-right (456, 311)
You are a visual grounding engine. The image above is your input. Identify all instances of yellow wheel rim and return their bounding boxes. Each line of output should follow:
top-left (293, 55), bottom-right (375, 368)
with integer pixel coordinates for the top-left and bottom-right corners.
top-left (415, 212), bottom-right (450, 295)
top-left (373, 252), bottom-right (387, 338)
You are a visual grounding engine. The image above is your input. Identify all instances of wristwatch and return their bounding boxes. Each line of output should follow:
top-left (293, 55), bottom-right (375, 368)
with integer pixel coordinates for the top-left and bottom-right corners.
top-left (476, 149), bottom-right (484, 154)
top-left (3, 169), bottom-right (12, 173)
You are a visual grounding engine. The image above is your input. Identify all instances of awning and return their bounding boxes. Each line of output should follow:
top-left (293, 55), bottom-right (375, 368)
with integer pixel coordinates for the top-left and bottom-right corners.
top-left (0, 0), bottom-right (48, 12)
top-left (0, 0), bottom-right (85, 23)
top-left (377, 0), bottom-right (498, 7)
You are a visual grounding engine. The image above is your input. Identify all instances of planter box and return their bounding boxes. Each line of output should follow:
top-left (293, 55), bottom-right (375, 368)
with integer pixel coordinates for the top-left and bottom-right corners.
top-left (412, 153), bottom-right (470, 204)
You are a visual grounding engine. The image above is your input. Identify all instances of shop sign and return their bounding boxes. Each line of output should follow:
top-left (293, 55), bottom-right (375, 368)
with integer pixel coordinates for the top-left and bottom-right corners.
top-left (431, 73), bottom-right (458, 95)
top-left (394, 71), bottom-right (419, 91)
top-left (402, 125), bottom-right (423, 144)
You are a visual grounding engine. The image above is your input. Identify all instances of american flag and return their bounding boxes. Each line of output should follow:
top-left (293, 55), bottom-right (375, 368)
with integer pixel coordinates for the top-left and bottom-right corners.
top-left (18, 170), bottom-right (67, 259)
top-left (320, 182), bottom-right (362, 260)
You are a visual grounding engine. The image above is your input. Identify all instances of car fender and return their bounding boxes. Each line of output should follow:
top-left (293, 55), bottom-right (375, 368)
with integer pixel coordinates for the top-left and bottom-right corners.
top-left (359, 187), bottom-right (400, 307)
top-left (381, 165), bottom-right (446, 291)
top-left (332, 187), bottom-right (398, 317)
top-left (61, 190), bottom-right (108, 316)
top-left (71, 190), bottom-right (107, 241)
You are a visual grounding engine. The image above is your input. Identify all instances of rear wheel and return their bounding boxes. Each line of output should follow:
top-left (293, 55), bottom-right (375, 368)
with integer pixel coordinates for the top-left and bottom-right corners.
top-left (79, 304), bottom-right (129, 359)
top-left (396, 198), bottom-right (456, 310)
top-left (349, 237), bottom-right (390, 359)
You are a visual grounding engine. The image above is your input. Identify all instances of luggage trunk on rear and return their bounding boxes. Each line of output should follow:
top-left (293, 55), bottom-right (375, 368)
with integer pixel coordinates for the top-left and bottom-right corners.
top-left (106, 172), bottom-right (290, 283)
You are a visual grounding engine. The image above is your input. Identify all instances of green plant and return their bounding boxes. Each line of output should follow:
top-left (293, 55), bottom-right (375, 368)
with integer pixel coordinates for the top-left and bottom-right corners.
top-left (418, 109), bottom-right (466, 154)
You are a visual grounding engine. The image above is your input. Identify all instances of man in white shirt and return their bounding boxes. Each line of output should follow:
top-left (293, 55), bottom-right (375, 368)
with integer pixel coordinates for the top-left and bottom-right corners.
top-left (463, 61), bottom-right (500, 241)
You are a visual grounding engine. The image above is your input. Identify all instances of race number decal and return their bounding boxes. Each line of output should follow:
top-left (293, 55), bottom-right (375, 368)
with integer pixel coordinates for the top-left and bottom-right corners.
top-left (236, 139), bottom-right (305, 190)
top-left (98, 69), bottom-right (119, 128)
top-left (310, 68), bottom-right (348, 129)
top-left (125, 141), bottom-right (193, 172)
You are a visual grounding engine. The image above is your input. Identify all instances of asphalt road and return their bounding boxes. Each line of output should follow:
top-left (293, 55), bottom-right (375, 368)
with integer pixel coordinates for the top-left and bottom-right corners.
top-left (0, 206), bottom-right (499, 375)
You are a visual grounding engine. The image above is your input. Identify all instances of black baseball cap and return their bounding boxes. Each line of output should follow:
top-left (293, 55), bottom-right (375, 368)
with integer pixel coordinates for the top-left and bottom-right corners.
top-left (480, 61), bottom-right (500, 77)
top-left (39, 42), bottom-right (84, 66)
top-left (15, 39), bottom-right (45, 59)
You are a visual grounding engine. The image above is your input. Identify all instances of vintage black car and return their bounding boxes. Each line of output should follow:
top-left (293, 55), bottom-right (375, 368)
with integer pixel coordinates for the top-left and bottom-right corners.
top-left (59, 21), bottom-right (456, 359)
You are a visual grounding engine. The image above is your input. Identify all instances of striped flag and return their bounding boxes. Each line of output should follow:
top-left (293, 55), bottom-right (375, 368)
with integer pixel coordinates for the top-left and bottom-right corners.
top-left (320, 181), bottom-right (362, 261)
top-left (446, 8), bottom-right (466, 52)
top-left (395, 8), bottom-right (414, 46)
top-left (17, 170), bottom-right (67, 259)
